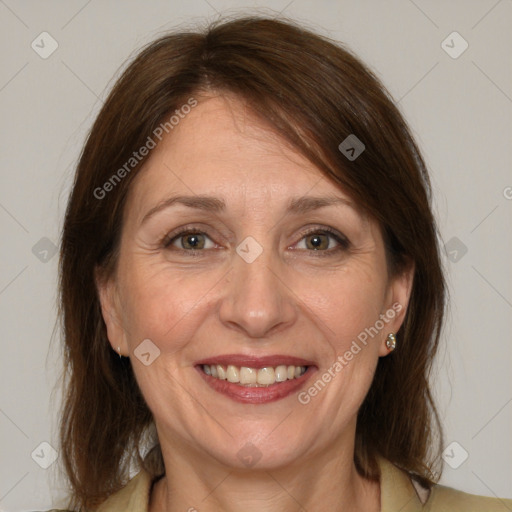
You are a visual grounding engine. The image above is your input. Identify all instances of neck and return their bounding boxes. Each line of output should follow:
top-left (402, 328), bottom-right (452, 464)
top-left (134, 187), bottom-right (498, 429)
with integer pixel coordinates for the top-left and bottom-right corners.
top-left (149, 434), bottom-right (380, 512)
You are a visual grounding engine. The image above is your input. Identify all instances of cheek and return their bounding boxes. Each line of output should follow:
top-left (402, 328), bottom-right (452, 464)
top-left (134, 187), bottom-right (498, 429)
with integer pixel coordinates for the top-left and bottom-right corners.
top-left (117, 259), bottom-right (223, 352)
top-left (117, 264), bottom-right (217, 425)
top-left (300, 263), bottom-right (387, 349)
top-left (294, 263), bottom-right (388, 415)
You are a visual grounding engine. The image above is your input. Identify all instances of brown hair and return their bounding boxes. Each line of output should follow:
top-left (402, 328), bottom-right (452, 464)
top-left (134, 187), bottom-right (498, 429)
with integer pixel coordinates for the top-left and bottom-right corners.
top-left (59, 15), bottom-right (445, 510)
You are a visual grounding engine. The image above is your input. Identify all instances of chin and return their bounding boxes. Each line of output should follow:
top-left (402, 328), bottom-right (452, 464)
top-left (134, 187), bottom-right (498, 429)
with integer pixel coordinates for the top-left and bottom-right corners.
top-left (199, 428), bottom-right (314, 472)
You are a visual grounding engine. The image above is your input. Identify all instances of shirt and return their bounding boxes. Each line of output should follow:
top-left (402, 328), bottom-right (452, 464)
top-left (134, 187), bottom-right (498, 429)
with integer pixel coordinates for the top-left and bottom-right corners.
top-left (92, 456), bottom-right (512, 511)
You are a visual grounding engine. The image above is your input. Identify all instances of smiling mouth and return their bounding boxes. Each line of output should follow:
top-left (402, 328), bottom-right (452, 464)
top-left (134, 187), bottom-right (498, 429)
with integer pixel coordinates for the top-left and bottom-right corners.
top-left (200, 364), bottom-right (308, 387)
top-left (195, 355), bottom-right (317, 404)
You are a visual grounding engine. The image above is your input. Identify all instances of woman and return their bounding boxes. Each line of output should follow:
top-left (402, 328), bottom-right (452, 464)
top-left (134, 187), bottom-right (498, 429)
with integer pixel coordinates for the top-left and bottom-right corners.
top-left (58, 16), bottom-right (511, 511)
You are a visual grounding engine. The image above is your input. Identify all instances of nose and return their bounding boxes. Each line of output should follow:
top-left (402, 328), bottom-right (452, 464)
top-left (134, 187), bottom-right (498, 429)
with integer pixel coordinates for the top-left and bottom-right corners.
top-left (218, 250), bottom-right (297, 339)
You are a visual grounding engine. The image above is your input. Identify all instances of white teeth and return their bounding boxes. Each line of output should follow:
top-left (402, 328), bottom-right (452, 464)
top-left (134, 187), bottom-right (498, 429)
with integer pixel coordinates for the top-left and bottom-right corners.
top-left (275, 365), bottom-right (288, 382)
top-left (217, 365), bottom-right (226, 380)
top-left (257, 367), bottom-right (275, 385)
top-left (226, 365), bottom-right (239, 383)
top-left (202, 364), bottom-right (307, 386)
top-left (240, 366), bottom-right (257, 385)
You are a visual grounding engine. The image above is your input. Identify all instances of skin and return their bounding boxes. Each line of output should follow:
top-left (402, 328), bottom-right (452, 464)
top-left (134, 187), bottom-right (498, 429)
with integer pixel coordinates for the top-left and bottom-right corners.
top-left (97, 94), bottom-right (414, 512)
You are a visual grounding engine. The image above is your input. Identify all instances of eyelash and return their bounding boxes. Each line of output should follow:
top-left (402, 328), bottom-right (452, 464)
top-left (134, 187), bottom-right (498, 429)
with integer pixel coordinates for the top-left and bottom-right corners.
top-left (161, 226), bottom-right (350, 255)
top-left (161, 226), bottom-right (214, 252)
top-left (295, 226), bottom-right (350, 256)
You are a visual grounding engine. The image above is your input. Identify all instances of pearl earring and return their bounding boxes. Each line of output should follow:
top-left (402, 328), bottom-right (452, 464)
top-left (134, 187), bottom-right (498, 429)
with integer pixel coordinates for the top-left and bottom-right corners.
top-left (385, 333), bottom-right (397, 351)
top-left (117, 346), bottom-right (122, 358)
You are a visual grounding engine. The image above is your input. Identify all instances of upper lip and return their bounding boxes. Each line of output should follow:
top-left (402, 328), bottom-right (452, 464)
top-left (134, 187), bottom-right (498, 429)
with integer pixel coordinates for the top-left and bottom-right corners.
top-left (195, 354), bottom-right (316, 368)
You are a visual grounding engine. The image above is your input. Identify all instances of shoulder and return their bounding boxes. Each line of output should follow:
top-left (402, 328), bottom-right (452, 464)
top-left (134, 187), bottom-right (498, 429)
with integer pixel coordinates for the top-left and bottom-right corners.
top-left (426, 484), bottom-right (512, 511)
top-left (378, 456), bottom-right (512, 512)
top-left (95, 468), bottom-right (154, 511)
top-left (39, 470), bottom-right (154, 512)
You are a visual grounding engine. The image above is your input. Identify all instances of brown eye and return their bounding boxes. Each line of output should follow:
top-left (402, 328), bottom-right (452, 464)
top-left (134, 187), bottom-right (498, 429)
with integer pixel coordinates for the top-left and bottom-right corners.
top-left (181, 233), bottom-right (205, 249)
top-left (305, 233), bottom-right (330, 250)
top-left (168, 232), bottom-right (214, 250)
top-left (293, 228), bottom-right (349, 254)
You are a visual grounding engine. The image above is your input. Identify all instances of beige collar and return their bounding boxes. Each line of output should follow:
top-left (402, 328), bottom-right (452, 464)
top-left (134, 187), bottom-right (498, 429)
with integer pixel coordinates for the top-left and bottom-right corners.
top-left (379, 456), bottom-right (429, 511)
top-left (98, 456), bottom-right (428, 511)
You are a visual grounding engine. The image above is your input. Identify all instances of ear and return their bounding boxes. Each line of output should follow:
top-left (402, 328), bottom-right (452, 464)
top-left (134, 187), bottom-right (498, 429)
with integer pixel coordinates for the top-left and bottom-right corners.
top-left (378, 260), bottom-right (415, 357)
top-left (95, 266), bottom-right (128, 356)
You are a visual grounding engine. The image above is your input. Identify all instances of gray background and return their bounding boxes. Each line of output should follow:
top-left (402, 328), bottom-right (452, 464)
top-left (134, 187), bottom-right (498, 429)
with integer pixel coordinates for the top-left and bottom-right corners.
top-left (0, 0), bottom-right (511, 510)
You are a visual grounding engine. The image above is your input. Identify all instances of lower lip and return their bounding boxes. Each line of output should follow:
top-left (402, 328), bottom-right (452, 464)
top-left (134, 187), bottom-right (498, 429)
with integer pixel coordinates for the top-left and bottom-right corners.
top-left (195, 366), bottom-right (316, 404)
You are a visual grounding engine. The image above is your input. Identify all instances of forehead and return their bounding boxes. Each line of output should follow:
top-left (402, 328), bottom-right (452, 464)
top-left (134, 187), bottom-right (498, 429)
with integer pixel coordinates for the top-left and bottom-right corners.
top-left (126, 95), bottom-right (352, 218)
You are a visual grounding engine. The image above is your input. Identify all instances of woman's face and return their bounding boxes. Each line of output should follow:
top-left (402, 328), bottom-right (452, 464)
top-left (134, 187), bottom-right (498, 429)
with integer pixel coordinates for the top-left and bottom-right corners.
top-left (98, 95), bottom-right (412, 471)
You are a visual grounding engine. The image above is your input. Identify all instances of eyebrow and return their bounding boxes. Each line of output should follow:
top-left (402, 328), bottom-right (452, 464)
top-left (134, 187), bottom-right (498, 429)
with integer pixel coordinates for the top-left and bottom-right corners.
top-left (287, 196), bottom-right (354, 214)
top-left (141, 195), bottom-right (226, 225)
top-left (140, 194), bottom-right (354, 225)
